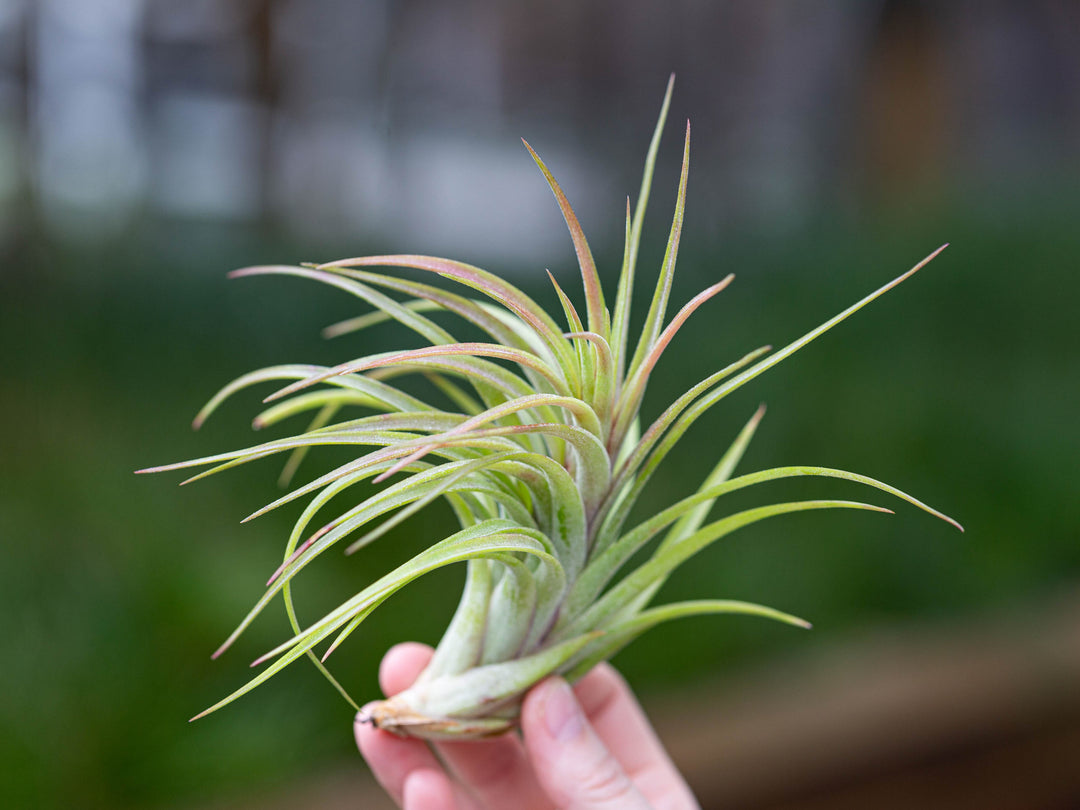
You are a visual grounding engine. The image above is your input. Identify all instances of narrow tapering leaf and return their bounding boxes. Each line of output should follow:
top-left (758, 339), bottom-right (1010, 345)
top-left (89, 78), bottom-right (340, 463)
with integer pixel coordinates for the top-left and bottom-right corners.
top-left (562, 500), bottom-right (892, 638)
top-left (192, 525), bottom-right (560, 720)
top-left (564, 598), bottom-right (809, 681)
top-left (315, 255), bottom-right (579, 387)
top-left (612, 73), bottom-right (675, 381)
top-left (625, 119), bottom-right (691, 385)
top-left (523, 140), bottom-right (608, 338)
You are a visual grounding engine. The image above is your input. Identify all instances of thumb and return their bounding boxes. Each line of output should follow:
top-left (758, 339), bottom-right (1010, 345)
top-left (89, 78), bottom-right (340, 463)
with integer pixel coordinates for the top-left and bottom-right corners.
top-left (522, 677), bottom-right (653, 810)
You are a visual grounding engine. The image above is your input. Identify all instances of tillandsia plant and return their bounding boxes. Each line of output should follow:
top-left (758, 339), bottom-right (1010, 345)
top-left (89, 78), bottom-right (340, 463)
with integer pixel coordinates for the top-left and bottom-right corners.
top-left (141, 78), bottom-right (961, 740)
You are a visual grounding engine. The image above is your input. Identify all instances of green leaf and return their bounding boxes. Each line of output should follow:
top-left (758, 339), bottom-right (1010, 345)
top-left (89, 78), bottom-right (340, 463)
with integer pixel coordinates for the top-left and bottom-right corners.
top-left (545, 269), bottom-right (592, 401)
top-left (479, 552), bottom-right (539, 664)
top-left (320, 265), bottom-right (561, 397)
top-left (564, 331), bottom-right (615, 432)
top-left (523, 140), bottom-right (608, 339)
top-left (624, 119), bottom-right (691, 387)
top-left (423, 372), bottom-right (485, 416)
top-left (389, 631), bottom-right (600, 723)
top-left (659, 404), bottom-right (766, 550)
top-left (376, 393), bottom-right (602, 484)
top-left (231, 265), bottom-right (456, 346)
top-left (192, 523), bottom-right (561, 720)
top-left (189, 364), bottom-right (435, 430)
top-left (252, 390), bottom-right (380, 431)
top-left (639, 245), bottom-right (950, 485)
top-left (321, 266), bottom-right (534, 353)
top-left (264, 343), bottom-right (566, 406)
top-left (590, 346), bottom-right (771, 553)
top-left (612, 274), bottom-right (733, 443)
top-left (322, 298), bottom-right (443, 339)
top-left (316, 254), bottom-right (579, 389)
top-left (573, 464), bottom-right (958, 617)
top-left (612, 73), bottom-right (675, 383)
top-left (419, 560), bottom-right (494, 682)
top-left (214, 457), bottom-right (522, 659)
top-left (561, 500), bottom-right (892, 638)
top-left (564, 598), bottom-right (809, 681)
top-left (276, 400), bottom-right (341, 488)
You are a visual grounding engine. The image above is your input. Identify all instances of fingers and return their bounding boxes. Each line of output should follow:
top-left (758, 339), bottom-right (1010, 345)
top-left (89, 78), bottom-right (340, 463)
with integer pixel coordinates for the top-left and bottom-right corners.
top-left (355, 706), bottom-right (449, 808)
top-left (358, 643), bottom-right (457, 809)
top-left (361, 646), bottom-right (698, 810)
top-left (521, 677), bottom-right (654, 810)
top-left (379, 641), bottom-right (434, 695)
top-left (379, 644), bottom-right (551, 808)
top-left (573, 664), bottom-right (700, 809)
top-left (436, 732), bottom-right (552, 810)
top-left (401, 769), bottom-right (458, 810)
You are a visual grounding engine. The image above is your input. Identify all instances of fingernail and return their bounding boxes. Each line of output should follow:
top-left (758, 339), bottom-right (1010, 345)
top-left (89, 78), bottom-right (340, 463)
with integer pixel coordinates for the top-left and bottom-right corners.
top-left (542, 678), bottom-right (583, 742)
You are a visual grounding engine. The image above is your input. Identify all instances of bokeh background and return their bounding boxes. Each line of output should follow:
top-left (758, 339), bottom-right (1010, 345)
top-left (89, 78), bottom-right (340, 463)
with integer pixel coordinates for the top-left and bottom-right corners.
top-left (3, 1), bottom-right (1079, 808)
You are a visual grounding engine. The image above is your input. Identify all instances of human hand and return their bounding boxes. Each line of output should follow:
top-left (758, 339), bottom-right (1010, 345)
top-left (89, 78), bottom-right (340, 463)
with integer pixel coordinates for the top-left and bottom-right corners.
top-left (355, 642), bottom-right (701, 810)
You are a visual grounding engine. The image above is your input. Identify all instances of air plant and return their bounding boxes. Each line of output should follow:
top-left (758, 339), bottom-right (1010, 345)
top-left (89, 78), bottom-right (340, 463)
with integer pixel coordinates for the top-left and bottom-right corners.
top-left (140, 78), bottom-right (961, 740)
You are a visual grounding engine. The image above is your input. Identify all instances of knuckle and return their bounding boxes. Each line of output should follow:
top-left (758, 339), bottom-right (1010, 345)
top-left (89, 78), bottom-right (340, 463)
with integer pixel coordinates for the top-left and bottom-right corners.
top-left (577, 754), bottom-right (637, 805)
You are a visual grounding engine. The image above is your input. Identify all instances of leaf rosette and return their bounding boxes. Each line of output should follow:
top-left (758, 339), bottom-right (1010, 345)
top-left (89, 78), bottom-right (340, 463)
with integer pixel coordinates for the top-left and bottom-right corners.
top-left (141, 77), bottom-right (961, 740)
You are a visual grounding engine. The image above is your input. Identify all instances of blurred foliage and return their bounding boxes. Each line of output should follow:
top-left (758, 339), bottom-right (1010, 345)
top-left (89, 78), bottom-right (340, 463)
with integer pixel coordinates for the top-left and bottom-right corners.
top-left (1, 198), bottom-right (1077, 809)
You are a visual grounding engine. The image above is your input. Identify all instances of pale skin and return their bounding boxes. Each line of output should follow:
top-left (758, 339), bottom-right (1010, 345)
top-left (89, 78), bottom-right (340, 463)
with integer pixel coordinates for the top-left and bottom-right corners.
top-left (355, 642), bottom-right (701, 810)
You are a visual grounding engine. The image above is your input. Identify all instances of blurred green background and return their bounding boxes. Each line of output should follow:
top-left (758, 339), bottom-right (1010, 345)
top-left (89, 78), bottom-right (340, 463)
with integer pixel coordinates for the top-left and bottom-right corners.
top-left (2, 2), bottom-right (1079, 808)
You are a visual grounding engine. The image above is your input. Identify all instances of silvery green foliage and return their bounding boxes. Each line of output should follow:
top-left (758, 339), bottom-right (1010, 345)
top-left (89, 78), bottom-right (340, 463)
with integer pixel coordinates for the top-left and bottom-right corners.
top-left (143, 78), bottom-right (960, 739)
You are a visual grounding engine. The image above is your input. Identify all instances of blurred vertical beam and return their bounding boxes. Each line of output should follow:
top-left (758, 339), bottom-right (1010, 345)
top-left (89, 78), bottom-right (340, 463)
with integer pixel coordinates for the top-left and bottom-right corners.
top-left (859, 0), bottom-right (948, 205)
top-left (250, 0), bottom-right (274, 224)
top-left (0, 0), bottom-right (30, 258)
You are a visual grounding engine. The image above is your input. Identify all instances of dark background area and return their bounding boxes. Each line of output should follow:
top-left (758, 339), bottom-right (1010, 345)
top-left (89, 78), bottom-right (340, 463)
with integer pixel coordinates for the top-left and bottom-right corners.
top-left (2, 1), bottom-right (1078, 808)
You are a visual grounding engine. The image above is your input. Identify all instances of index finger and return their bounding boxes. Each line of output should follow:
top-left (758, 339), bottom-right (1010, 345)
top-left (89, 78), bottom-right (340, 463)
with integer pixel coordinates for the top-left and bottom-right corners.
top-left (573, 664), bottom-right (700, 809)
